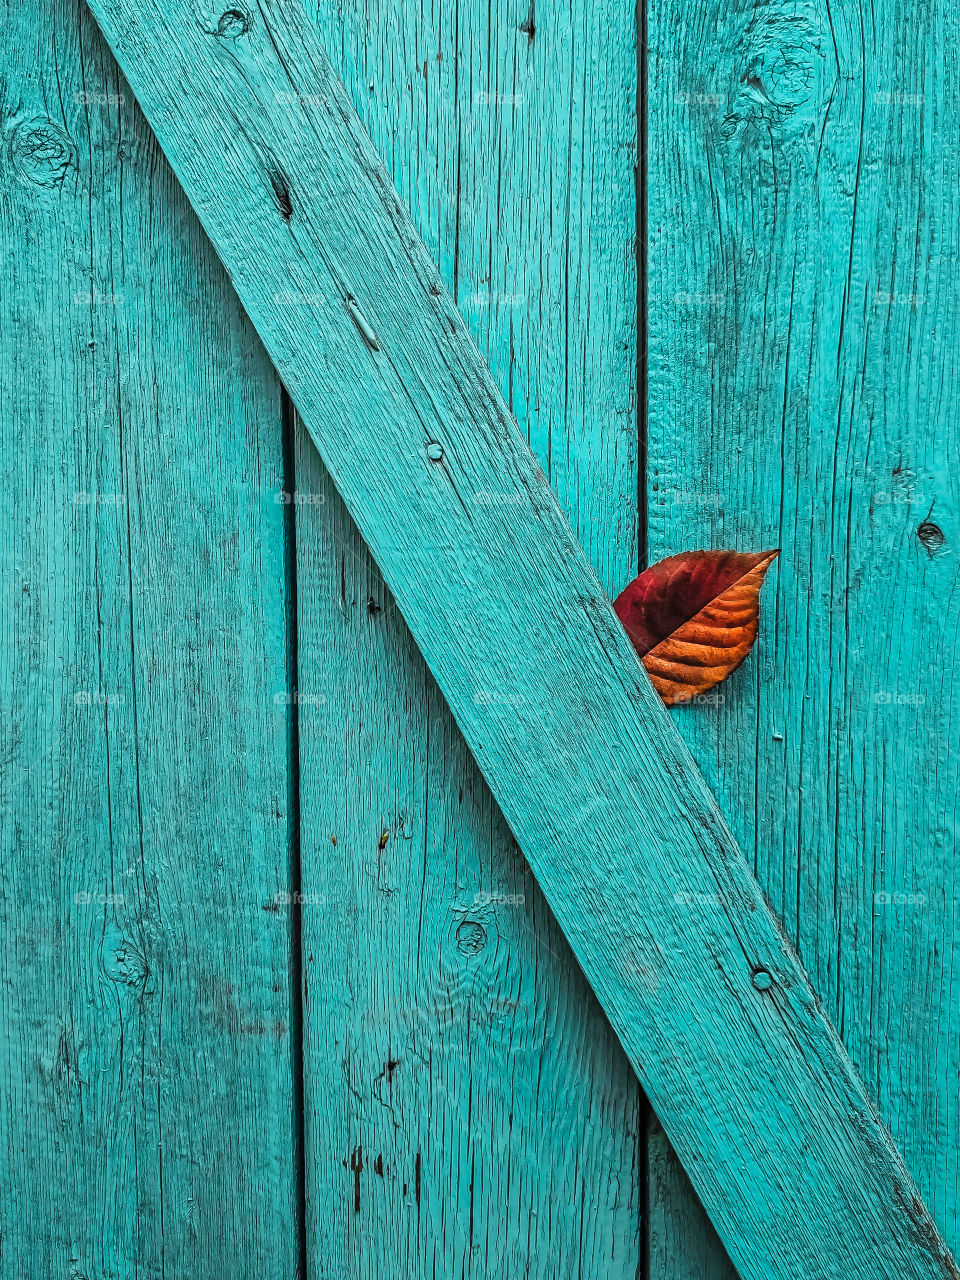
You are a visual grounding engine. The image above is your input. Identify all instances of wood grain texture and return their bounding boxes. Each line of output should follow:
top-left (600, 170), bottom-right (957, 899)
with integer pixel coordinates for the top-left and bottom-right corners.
top-left (647, 1115), bottom-right (730, 1280)
top-left (296, 3), bottom-right (642, 1275)
top-left (0, 1), bottom-right (298, 1274)
top-left (75, 2), bottom-right (959, 1277)
top-left (293, 455), bottom-right (643, 1278)
top-left (646, 0), bottom-right (960, 1269)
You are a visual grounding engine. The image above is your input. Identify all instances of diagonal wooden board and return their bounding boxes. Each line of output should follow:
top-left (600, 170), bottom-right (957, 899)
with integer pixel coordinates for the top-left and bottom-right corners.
top-left (80, 2), bottom-right (958, 1278)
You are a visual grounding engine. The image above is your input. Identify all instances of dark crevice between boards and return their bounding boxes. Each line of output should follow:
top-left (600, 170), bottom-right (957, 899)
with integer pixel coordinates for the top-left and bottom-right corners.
top-left (637, 0), bottom-right (653, 1274)
top-left (280, 386), bottom-right (308, 1280)
top-left (639, 1090), bottom-right (653, 1280)
top-left (636, 0), bottom-right (649, 575)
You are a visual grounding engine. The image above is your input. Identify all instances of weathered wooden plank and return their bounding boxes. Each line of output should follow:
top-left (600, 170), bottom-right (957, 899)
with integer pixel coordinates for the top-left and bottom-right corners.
top-left (646, 0), bottom-right (960, 1270)
top-left (0, 2), bottom-right (298, 1274)
top-left (79, 3), bottom-right (958, 1277)
top-left (296, 2), bottom-right (642, 1274)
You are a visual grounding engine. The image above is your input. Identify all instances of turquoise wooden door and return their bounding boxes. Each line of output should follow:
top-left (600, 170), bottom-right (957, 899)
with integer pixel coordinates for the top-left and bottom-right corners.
top-left (2, 0), bottom-right (958, 1278)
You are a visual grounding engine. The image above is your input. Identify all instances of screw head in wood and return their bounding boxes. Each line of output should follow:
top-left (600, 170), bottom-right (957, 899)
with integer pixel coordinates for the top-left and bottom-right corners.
top-left (426, 442), bottom-right (444, 462)
top-left (751, 968), bottom-right (774, 991)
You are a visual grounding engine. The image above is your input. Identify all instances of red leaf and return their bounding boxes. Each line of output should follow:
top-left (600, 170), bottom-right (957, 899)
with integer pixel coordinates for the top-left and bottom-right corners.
top-left (614, 550), bottom-right (779, 706)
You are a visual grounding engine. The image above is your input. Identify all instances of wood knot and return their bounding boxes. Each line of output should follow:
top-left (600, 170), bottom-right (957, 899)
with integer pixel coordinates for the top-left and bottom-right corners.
top-left (456, 919), bottom-right (487, 955)
top-left (8, 119), bottom-right (76, 189)
top-left (216, 7), bottom-right (250, 37)
top-left (196, 2), bottom-right (251, 37)
top-left (917, 521), bottom-right (946, 554)
top-left (721, 17), bottom-right (829, 143)
top-left (100, 929), bottom-right (150, 990)
top-left (742, 41), bottom-right (817, 114)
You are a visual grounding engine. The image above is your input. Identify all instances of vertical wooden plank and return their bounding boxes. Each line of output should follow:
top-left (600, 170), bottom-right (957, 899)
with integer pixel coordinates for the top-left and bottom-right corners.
top-left (647, 1117), bottom-right (728, 1280)
top-left (294, 1), bottom-right (640, 1275)
top-left (0, 2), bottom-right (298, 1274)
top-left (647, 0), bottom-right (960, 1268)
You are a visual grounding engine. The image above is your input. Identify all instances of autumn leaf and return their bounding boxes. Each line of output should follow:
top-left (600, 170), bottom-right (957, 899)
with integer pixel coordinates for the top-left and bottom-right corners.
top-left (613, 550), bottom-right (779, 706)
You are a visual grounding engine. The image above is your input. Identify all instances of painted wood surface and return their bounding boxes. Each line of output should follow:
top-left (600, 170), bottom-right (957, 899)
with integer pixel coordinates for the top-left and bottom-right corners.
top-left (647, 1115), bottom-right (729, 1280)
top-left (646, 0), bottom-right (960, 1270)
top-left (79, 4), bottom-right (958, 1277)
top-left (296, 3), bottom-right (643, 1275)
top-left (0, 1), bottom-right (298, 1274)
